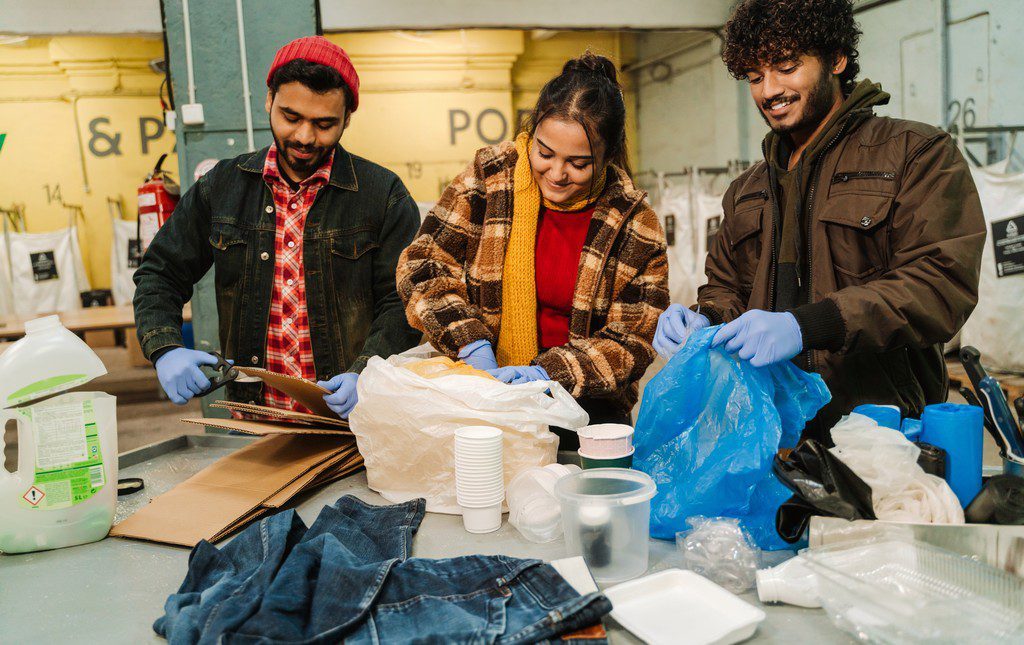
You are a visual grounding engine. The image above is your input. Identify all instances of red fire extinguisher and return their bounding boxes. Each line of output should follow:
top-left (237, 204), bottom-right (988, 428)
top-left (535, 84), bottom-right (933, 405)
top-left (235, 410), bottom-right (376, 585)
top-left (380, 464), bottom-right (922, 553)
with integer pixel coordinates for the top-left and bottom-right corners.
top-left (137, 153), bottom-right (180, 254)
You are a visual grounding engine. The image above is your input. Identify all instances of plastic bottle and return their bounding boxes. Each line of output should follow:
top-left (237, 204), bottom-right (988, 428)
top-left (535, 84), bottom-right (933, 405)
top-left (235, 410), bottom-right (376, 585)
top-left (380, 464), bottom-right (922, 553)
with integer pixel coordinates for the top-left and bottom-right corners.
top-left (0, 316), bottom-right (117, 554)
top-left (755, 556), bottom-right (822, 608)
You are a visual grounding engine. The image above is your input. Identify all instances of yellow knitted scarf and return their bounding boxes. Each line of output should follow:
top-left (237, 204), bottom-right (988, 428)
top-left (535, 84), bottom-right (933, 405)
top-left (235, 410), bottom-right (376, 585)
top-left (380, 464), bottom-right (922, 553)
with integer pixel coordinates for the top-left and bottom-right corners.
top-left (495, 132), bottom-right (607, 366)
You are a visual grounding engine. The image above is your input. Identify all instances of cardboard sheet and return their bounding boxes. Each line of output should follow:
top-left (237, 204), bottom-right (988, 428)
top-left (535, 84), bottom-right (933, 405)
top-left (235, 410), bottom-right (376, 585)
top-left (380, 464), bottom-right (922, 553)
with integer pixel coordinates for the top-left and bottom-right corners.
top-left (211, 400), bottom-right (349, 429)
top-left (235, 367), bottom-right (333, 418)
top-left (110, 434), bottom-right (356, 547)
top-left (181, 417), bottom-right (351, 437)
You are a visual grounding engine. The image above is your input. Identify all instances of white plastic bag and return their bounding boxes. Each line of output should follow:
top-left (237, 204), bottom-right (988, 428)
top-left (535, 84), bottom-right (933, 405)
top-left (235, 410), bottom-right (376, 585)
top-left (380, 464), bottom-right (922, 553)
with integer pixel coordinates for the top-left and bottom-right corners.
top-left (349, 347), bottom-right (589, 514)
top-left (829, 413), bottom-right (964, 524)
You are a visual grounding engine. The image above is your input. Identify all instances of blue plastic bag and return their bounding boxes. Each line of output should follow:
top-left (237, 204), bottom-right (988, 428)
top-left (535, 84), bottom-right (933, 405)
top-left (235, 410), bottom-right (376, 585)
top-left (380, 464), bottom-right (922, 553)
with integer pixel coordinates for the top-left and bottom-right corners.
top-left (634, 326), bottom-right (830, 550)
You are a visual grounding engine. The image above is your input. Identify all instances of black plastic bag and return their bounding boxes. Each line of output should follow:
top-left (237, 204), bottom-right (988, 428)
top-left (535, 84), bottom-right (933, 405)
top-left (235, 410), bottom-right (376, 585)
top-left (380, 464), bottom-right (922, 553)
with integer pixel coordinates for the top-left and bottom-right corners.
top-left (772, 440), bottom-right (876, 543)
top-left (965, 475), bottom-right (1024, 525)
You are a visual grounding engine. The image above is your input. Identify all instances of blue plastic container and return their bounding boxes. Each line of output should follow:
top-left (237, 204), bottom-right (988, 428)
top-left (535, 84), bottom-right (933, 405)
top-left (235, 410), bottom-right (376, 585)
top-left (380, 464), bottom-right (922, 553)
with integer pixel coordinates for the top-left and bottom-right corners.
top-left (921, 403), bottom-right (984, 507)
top-left (853, 404), bottom-right (902, 430)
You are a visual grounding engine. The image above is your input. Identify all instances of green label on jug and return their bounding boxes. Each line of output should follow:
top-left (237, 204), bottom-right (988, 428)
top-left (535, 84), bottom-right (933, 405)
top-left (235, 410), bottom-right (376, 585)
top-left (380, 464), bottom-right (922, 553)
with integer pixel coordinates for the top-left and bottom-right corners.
top-left (19, 399), bottom-right (104, 510)
top-left (7, 374), bottom-right (89, 406)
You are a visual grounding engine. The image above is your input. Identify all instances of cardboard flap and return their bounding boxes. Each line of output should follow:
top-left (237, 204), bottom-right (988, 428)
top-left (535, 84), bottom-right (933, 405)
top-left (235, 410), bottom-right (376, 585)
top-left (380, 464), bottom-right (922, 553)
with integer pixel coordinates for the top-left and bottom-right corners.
top-left (181, 417), bottom-right (351, 436)
top-left (211, 400), bottom-right (349, 429)
top-left (235, 367), bottom-right (333, 418)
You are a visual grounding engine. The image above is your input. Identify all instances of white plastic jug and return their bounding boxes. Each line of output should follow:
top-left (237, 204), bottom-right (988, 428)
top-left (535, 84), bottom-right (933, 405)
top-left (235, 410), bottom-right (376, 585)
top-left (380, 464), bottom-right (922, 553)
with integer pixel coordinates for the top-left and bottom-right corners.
top-left (0, 315), bottom-right (106, 408)
top-left (0, 316), bottom-right (117, 554)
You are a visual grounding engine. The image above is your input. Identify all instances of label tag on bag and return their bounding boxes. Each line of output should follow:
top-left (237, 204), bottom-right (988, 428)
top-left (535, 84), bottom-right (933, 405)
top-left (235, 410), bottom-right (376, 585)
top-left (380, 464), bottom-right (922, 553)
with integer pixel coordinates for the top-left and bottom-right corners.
top-left (992, 214), bottom-right (1024, 278)
top-left (30, 250), bottom-right (59, 282)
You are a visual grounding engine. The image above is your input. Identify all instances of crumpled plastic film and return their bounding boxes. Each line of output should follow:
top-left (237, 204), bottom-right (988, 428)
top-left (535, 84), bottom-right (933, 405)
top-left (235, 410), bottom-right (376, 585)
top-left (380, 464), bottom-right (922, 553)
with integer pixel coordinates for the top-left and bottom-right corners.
top-left (349, 349), bottom-right (588, 514)
top-left (677, 516), bottom-right (761, 593)
top-left (829, 413), bottom-right (965, 524)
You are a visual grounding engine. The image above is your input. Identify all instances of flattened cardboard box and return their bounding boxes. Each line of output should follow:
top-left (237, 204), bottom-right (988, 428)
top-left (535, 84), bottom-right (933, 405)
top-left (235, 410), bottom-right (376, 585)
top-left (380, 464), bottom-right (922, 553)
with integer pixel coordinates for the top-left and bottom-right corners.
top-left (211, 400), bottom-right (349, 429)
top-left (181, 417), bottom-right (351, 437)
top-left (110, 433), bottom-right (356, 547)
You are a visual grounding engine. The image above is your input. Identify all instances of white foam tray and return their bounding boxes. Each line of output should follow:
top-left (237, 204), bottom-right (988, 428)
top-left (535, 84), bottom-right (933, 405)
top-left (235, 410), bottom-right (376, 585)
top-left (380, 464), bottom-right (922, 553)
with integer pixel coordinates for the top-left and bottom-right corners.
top-left (604, 569), bottom-right (766, 645)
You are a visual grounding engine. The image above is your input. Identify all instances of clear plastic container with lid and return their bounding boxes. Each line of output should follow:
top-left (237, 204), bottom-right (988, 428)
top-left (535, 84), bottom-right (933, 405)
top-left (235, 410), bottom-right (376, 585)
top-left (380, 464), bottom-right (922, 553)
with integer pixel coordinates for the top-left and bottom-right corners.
top-left (554, 468), bottom-right (657, 583)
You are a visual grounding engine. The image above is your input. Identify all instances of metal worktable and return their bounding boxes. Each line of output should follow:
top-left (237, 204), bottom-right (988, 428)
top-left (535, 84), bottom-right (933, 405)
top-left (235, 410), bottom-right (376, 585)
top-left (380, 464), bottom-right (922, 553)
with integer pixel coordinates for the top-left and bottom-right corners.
top-left (0, 435), bottom-right (853, 644)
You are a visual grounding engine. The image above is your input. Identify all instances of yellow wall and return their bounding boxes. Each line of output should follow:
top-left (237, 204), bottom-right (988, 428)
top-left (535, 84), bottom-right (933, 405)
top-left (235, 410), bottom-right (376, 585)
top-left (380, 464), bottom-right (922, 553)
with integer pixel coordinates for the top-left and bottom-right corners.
top-left (0, 36), bottom-right (175, 290)
top-left (330, 30), bottom-right (637, 202)
top-left (0, 31), bottom-right (634, 288)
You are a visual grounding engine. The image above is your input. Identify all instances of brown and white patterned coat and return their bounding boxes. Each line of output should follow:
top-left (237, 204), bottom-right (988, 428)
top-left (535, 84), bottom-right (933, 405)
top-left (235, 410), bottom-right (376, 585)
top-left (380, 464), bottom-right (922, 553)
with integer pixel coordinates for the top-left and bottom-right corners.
top-left (397, 141), bottom-right (669, 414)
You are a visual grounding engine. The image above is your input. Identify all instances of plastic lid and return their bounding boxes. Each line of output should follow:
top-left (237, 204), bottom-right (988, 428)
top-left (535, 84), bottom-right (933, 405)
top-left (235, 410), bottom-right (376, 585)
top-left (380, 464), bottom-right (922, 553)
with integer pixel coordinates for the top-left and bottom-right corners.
top-left (577, 446), bottom-right (636, 460)
top-left (553, 467), bottom-right (656, 507)
top-left (578, 423), bottom-right (634, 440)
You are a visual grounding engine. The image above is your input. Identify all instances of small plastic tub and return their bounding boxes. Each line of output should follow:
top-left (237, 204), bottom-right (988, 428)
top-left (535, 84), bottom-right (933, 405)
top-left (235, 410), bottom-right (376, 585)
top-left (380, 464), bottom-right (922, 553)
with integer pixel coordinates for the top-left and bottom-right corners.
top-left (577, 424), bottom-right (634, 457)
top-left (554, 468), bottom-right (657, 583)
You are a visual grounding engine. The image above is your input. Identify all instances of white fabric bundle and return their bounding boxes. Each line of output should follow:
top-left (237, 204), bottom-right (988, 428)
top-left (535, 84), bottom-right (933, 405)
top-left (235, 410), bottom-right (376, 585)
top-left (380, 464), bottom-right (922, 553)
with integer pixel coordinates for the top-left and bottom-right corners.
top-left (829, 413), bottom-right (964, 524)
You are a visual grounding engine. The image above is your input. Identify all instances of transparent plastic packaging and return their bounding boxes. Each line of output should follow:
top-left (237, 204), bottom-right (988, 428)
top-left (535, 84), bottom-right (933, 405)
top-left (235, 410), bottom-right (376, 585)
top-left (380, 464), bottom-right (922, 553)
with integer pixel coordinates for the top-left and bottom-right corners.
top-left (554, 468), bottom-right (657, 583)
top-left (802, 539), bottom-right (1024, 643)
top-left (507, 463), bottom-right (580, 543)
top-left (675, 516), bottom-right (762, 594)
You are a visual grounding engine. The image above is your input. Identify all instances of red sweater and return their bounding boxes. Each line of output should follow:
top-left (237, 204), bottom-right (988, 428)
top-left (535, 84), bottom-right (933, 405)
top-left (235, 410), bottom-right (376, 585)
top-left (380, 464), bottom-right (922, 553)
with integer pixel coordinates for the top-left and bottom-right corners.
top-left (535, 205), bottom-right (595, 349)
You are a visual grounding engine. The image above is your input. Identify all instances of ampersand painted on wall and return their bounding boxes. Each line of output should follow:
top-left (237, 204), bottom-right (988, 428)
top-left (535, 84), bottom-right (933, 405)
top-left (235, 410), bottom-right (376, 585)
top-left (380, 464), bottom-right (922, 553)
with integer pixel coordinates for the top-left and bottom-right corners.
top-left (88, 117), bottom-right (123, 157)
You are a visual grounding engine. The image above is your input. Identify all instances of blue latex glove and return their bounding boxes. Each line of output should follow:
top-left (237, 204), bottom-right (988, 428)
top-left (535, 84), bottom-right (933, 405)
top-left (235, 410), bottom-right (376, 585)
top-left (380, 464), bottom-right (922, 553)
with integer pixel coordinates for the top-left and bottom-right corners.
top-left (317, 373), bottom-right (359, 419)
top-left (487, 365), bottom-right (550, 385)
top-left (711, 310), bottom-right (803, 368)
top-left (458, 339), bottom-right (498, 371)
top-left (653, 303), bottom-right (710, 358)
top-left (154, 348), bottom-right (220, 405)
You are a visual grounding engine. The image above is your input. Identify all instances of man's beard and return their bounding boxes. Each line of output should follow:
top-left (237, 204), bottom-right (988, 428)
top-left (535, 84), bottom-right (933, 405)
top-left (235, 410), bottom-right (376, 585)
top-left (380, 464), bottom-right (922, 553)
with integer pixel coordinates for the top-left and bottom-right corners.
top-left (760, 67), bottom-right (837, 136)
top-left (272, 131), bottom-right (331, 179)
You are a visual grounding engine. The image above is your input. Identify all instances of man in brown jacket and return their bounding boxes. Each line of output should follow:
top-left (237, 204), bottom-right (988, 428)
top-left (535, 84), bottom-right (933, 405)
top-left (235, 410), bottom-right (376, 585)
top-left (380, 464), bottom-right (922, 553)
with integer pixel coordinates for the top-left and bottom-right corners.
top-left (654, 0), bottom-right (985, 440)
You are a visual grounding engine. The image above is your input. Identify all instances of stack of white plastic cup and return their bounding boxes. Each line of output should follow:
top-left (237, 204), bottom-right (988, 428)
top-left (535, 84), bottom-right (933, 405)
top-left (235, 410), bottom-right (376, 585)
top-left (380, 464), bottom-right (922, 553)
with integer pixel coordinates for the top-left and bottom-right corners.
top-left (454, 426), bottom-right (504, 533)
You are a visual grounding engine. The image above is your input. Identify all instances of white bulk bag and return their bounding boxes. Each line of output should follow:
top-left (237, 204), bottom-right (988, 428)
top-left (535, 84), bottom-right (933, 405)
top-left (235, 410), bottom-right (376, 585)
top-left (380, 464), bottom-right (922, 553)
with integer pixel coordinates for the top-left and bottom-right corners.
top-left (959, 165), bottom-right (1024, 372)
top-left (0, 226), bottom-right (89, 316)
top-left (110, 218), bottom-right (139, 306)
top-left (348, 348), bottom-right (589, 514)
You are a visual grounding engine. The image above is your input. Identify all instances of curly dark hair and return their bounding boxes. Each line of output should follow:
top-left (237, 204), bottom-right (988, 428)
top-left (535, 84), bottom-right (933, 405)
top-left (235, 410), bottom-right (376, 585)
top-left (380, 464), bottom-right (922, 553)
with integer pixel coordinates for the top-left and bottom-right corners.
top-left (721, 0), bottom-right (862, 95)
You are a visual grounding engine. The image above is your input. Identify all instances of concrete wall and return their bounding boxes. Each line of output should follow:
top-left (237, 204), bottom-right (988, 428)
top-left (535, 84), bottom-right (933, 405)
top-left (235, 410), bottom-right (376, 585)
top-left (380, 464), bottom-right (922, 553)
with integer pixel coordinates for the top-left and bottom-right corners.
top-left (633, 0), bottom-right (1024, 175)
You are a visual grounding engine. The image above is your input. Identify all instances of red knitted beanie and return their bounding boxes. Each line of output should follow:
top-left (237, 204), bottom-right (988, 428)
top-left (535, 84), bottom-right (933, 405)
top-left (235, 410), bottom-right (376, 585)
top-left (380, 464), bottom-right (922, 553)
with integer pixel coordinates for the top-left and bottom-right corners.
top-left (266, 36), bottom-right (360, 112)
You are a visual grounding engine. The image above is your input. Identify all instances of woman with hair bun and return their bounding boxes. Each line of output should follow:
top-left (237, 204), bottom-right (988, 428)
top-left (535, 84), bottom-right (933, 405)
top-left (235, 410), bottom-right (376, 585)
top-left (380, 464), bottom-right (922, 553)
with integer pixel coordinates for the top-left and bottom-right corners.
top-left (397, 52), bottom-right (668, 448)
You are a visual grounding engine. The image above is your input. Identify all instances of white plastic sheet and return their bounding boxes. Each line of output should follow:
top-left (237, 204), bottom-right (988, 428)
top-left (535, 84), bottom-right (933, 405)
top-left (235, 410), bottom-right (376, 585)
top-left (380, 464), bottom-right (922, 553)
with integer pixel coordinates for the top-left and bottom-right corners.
top-left (348, 346), bottom-right (589, 514)
top-left (0, 226), bottom-right (89, 316)
top-left (959, 165), bottom-right (1024, 372)
top-left (829, 413), bottom-right (964, 524)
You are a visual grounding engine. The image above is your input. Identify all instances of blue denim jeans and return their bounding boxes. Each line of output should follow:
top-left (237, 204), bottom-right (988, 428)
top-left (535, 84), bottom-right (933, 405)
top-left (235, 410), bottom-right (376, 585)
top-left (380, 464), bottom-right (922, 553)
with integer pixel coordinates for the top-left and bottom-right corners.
top-left (155, 496), bottom-right (611, 644)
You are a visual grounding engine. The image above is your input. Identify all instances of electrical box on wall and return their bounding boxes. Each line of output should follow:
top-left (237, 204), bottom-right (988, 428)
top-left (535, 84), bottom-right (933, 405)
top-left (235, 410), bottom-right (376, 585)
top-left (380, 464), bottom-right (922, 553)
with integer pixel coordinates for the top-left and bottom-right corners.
top-left (180, 103), bottom-right (204, 125)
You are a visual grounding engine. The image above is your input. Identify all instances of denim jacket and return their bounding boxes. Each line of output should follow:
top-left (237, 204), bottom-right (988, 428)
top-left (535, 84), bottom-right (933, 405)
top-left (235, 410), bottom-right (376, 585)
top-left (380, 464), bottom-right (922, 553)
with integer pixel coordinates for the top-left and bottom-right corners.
top-left (133, 145), bottom-right (423, 402)
top-left (155, 496), bottom-right (612, 644)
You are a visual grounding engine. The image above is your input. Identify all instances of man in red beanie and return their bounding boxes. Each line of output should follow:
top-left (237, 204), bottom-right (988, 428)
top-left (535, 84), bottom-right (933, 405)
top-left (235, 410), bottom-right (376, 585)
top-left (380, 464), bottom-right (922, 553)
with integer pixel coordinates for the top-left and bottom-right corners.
top-left (134, 35), bottom-right (422, 419)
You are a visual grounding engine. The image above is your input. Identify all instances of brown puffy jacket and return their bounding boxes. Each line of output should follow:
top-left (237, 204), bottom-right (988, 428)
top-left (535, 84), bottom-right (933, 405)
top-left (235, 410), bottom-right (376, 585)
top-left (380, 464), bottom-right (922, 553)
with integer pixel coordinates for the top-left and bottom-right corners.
top-left (698, 89), bottom-right (985, 439)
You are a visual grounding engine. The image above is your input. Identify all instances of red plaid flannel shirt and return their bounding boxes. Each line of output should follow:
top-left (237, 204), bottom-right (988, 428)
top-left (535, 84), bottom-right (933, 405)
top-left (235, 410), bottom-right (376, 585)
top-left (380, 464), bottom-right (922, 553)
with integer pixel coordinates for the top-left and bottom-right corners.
top-left (261, 145), bottom-right (334, 412)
